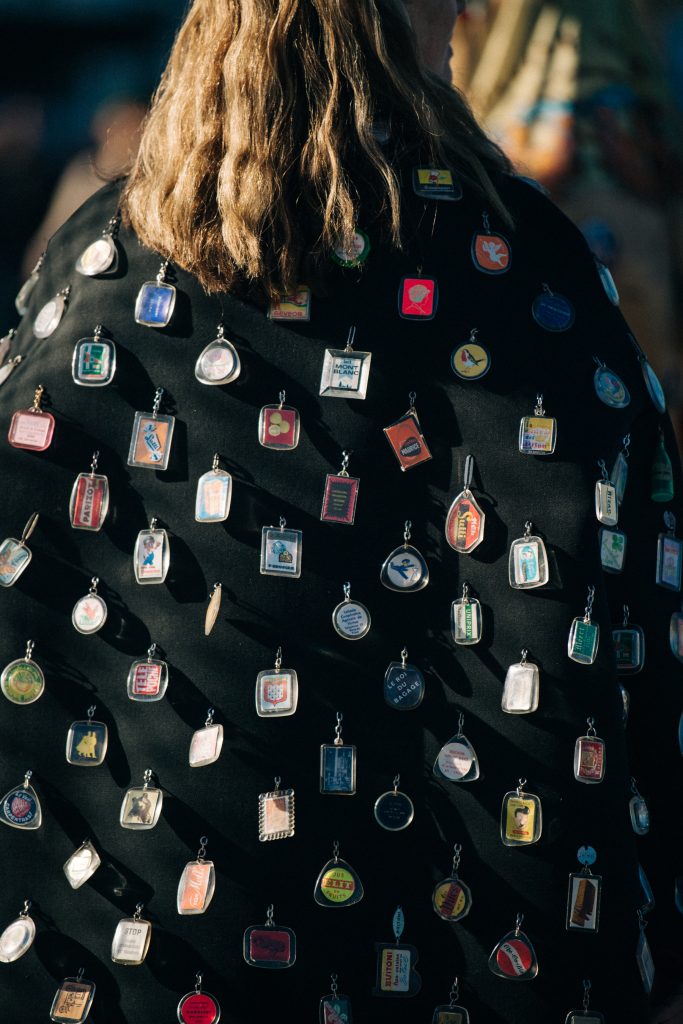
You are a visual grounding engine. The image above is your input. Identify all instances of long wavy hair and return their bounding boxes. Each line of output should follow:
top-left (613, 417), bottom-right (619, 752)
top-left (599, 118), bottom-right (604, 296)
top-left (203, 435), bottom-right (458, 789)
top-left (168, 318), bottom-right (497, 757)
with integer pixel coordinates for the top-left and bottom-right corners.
top-left (122, 0), bottom-right (512, 297)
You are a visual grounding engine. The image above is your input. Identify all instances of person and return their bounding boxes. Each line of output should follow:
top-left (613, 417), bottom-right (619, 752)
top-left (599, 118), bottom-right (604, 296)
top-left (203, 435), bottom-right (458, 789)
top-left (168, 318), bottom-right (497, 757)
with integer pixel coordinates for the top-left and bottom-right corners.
top-left (0, 1), bottom-right (679, 1021)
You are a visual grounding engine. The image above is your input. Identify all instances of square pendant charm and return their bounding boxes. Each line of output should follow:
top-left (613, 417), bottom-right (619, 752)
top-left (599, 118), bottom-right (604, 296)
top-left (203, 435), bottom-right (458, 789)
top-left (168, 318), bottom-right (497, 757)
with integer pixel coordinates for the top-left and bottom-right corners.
top-left (383, 412), bottom-right (432, 471)
top-left (398, 276), bottom-right (438, 320)
top-left (255, 668), bottom-right (298, 717)
top-left (656, 532), bottom-right (683, 590)
top-left (595, 480), bottom-right (618, 526)
top-left (613, 625), bottom-right (645, 673)
top-left (134, 526), bottom-right (170, 584)
top-left (321, 474), bottom-right (359, 524)
top-left (127, 411), bottom-right (175, 470)
top-left (518, 415), bottom-right (557, 454)
top-left (573, 735), bottom-right (605, 783)
top-left (126, 657), bottom-right (169, 702)
top-left (258, 787), bottom-right (295, 841)
top-left (243, 924), bottom-right (296, 968)
top-left (372, 942), bottom-right (422, 996)
top-left (501, 790), bottom-right (542, 846)
top-left (260, 525), bottom-right (302, 577)
top-left (599, 527), bottom-right (626, 573)
top-left (66, 719), bottom-right (108, 766)
top-left (195, 469), bottom-right (232, 522)
top-left (267, 287), bottom-right (311, 321)
top-left (508, 534), bottom-right (549, 589)
top-left (568, 618), bottom-right (600, 664)
top-left (50, 976), bottom-right (95, 1023)
top-left (258, 404), bottom-right (300, 449)
top-left (0, 537), bottom-right (32, 588)
top-left (319, 743), bottom-right (357, 794)
top-left (501, 659), bottom-right (540, 714)
top-left (63, 840), bottom-right (101, 889)
top-left (134, 280), bottom-right (176, 327)
top-left (177, 860), bottom-right (216, 914)
top-left (412, 167), bottom-right (462, 201)
top-left (71, 337), bottom-right (116, 386)
top-left (451, 596), bottom-right (482, 645)
top-left (432, 1007), bottom-right (470, 1024)
top-left (189, 723), bottom-right (224, 766)
top-left (111, 915), bottom-right (152, 965)
top-left (319, 348), bottom-right (372, 399)
top-left (69, 473), bottom-right (109, 531)
top-left (119, 785), bottom-right (163, 830)
top-left (8, 409), bottom-right (55, 451)
top-left (566, 1012), bottom-right (606, 1023)
top-left (566, 872), bottom-right (602, 931)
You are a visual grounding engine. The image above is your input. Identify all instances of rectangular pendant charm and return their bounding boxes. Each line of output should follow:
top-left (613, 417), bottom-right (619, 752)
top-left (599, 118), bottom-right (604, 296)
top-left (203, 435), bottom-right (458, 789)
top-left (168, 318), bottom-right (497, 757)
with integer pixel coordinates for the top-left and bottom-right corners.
top-left (319, 348), bottom-right (372, 399)
top-left (508, 534), bottom-right (549, 588)
top-left (258, 786), bottom-right (295, 841)
top-left (398, 276), bottom-right (438, 320)
top-left (66, 719), bottom-right (108, 766)
top-left (126, 657), bottom-right (169, 702)
top-left (320, 743), bottom-right (357, 795)
top-left (63, 839), bottom-right (101, 890)
top-left (8, 409), bottom-right (55, 451)
top-left (243, 923), bottom-right (297, 968)
top-left (134, 281), bottom-right (176, 327)
top-left (71, 337), bottom-right (116, 386)
top-left (195, 469), bottom-right (232, 522)
top-left (656, 532), bottom-right (683, 590)
top-left (127, 411), bottom-right (175, 470)
top-left (268, 287), bottom-right (311, 321)
top-left (612, 450), bottom-right (629, 504)
top-left (566, 872), bottom-right (602, 931)
top-left (119, 785), bottom-right (163, 830)
top-left (568, 618), bottom-right (600, 664)
top-left (613, 625), bottom-right (645, 672)
top-left (412, 167), bottom-right (462, 201)
top-left (636, 928), bottom-right (655, 993)
top-left (111, 916), bottom-right (152, 965)
top-left (383, 412), bottom-right (432, 471)
top-left (451, 596), bottom-right (482, 645)
top-left (501, 790), bottom-right (542, 846)
top-left (432, 1006), bottom-right (470, 1024)
top-left (69, 473), bottom-right (109, 531)
top-left (260, 525), bottom-right (302, 577)
top-left (599, 526), bottom-right (626, 572)
top-left (501, 659), bottom-right (540, 714)
top-left (372, 942), bottom-right (421, 996)
top-left (189, 723), bottom-right (224, 766)
top-left (321, 473), bottom-right (359, 524)
top-left (595, 480), bottom-right (618, 525)
top-left (565, 1013), bottom-right (606, 1023)
top-left (177, 860), bottom-right (216, 914)
top-left (50, 977), bottom-right (96, 1022)
top-left (573, 735), bottom-right (605, 783)
top-left (518, 415), bottom-right (557, 454)
top-left (0, 536), bottom-right (32, 588)
top-left (255, 668), bottom-right (298, 717)
top-left (134, 526), bottom-right (170, 584)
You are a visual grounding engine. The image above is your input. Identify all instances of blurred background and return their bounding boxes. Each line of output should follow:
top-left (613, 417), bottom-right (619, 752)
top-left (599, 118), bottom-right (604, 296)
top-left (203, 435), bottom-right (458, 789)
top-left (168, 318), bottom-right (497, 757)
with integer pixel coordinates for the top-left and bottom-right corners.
top-left (2, 0), bottom-right (683, 437)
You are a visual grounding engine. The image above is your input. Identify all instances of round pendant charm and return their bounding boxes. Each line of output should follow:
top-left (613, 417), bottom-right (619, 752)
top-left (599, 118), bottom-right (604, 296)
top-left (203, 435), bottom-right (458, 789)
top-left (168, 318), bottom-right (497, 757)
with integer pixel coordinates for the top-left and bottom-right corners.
top-left (195, 336), bottom-right (241, 386)
top-left (33, 293), bottom-right (67, 339)
top-left (75, 234), bottom-right (118, 276)
top-left (641, 359), bottom-right (666, 413)
top-left (177, 991), bottom-right (221, 1024)
top-left (1, 657), bottom-right (44, 705)
top-left (490, 934), bottom-right (537, 979)
top-left (72, 593), bottom-right (107, 635)
top-left (593, 364), bottom-right (630, 408)
top-left (471, 231), bottom-right (511, 274)
top-left (577, 845), bottom-right (597, 867)
top-left (432, 876), bottom-right (472, 922)
top-left (332, 592), bottom-right (371, 639)
top-left (0, 914), bottom-right (36, 963)
top-left (380, 544), bottom-right (429, 592)
top-left (374, 787), bottom-right (414, 831)
top-left (532, 289), bottom-right (575, 332)
top-left (434, 736), bottom-right (480, 781)
top-left (451, 338), bottom-right (491, 380)
top-left (331, 229), bottom-right (371, 268)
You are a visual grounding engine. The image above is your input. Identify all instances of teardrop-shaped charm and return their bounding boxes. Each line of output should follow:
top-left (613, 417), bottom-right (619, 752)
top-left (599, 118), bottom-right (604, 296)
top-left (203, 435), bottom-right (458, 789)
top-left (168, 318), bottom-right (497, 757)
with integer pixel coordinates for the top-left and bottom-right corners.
top-left (383, 649), bottom-right (425, 710)
top-left (194, 327), bottom-right (241, 386)
top-left (314, 843), bottom-right (364, 908)
top-left (0, 771), bottom-right (42, 830)
top-left (446, 456), bottom-right (485, 553)
top-left (380, 521), bottom-right (429, 591)
top-left (433, 715), bottom-right (480, 782)
top-left (488, 916), bottom-right (539, 980)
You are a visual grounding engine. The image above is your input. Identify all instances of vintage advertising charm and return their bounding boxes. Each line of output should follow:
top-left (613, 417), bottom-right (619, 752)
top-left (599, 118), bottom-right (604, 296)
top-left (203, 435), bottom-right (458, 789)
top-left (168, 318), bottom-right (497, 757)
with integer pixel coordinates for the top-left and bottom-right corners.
top-left (384, 647), bottom-right (425, 710)
top-left (268, 285), bottom-right (312, 321)
top-left (374, 774), bottom-right (414, 831)
top-left (0, 901), bottom-right (36, 963)
top-left (0, 770), bottom-right (41, 830)
top-left (613, 604), bottom-right (645, 673)
top-left (445, 455), bottom-right (485, 552)
top-left (260, 517), bottom-right (302, 577)
top-left (381, 520), bottom-right (429, 591)
top-left (319, 326), bottom-right (372, 399)
top-left (568, 585), bottom-right (600, 665)
top-left (127, 386), bottom-right (175, 470)
top-left (0, 512), bottom-right (39, 589)
top-left (412, 167), bottom-right (462, 200)
top-left (33, 285), bottom-right (70, 339)
top-left (1, 639), bottom-right (44, 705)
top-left (243, 904), bottom-right (296, 968)
top-left (63, 839), bottom-right (101, 890)
top-left (314, 841), bottom-right (364, 908)
top-left (451, 327), bottom-right (491, 381)
top-left (75, 215), bottom-right (120, 276)
top-left (651, 429), bottom-right (674, 503)
top-left (519, 393), bottom-right (556, 454)
top-left (320, 712), bottom-right (356, 795)
top-left (69, 450), bottom-right (109, 531)
top-left (451, 581), bottom-right (483, 645)
top-left (593, 356), bottom-right (629, 408)
top-left (612, 432), bottom-right (631, 505)
top-left (501, 779), bottom-right (542, 846)
top-left (432, 844), bottom-right (472, 923)
top-left (656, 511), bottom-right (682, 591)
top-left (431, 977), bottom-right (471, 1024)
top-left (373, 906), bottom-right (422, 997)
top-left (127, 644), bottom-right (169, 702)
top-left (501, 649), bottom-right (539, 714)
top-left (599, 525), bottom-right (626, 573)
top-left (331, 227), bottom-right (371, 267)
top-left (636, 911), bottom-right (655, 993)
top-left (71, 323), bottom-right (116, 386)
top-left (8, 383), bottom-right (55, 451)
top-left (49, 969), bottom-right (95, 1023)
top-left (669, 603), bottom-right (683, 663)
top-left (259, 389), bottom-right (301, 448)
top-left (258, 777), bottom-right (295, 842)
top-left (194, 323), bottom-right (241, 385)
top-left (205, 582), bottom-right (223, 636)
top-left (195, 453), bottom-right (232, 522)
top-left (532, 282), bottom-right (574, 331)
top-left (134, 517), bottom-right (170, 584)
top-left (488, 913), bottom-right (538, 980)
top-left (471, 210), bottom-right (511, 274)
top-left (573, 718), bottom-right (605, 784)
top-left (332, 581), bottom-right (371, 639)
top-left (628, 333), bottom-right (666, 414)
top-left (565, 978), bottom-right (605, 1023)
top-left (321, 450), bottom-right (359, 525)
top-left (111, 903), bottom-right (152, 966)
top-left (319, 974), bottom-right (353, 1024)
top-left (119, 768), bottom-right (163, 830)
top-left (177, 836), bottom-right (216, 915)
top-left (177, 974), bottom-right (221, 1024)
top-left (433, 712), bottom-right (480, 782)
top-left (189, 708), bottom-right (224, 767)
top-left (508, 520), bottom-right (549, 589)
top-left (66, 704), bottom-right (108, 766)
top-left (383, 391), bottom-right (432, 470)
top-left (15, 252), bottom-right (44, 315)
top-left (567, 848), bottom-right (602, 932)
top-left (72, 576), bottom-right (107, 635)
top-left (398, 274), bottom-right (438, 320)
top-left (629, 778), bottom-right (650, 835)
top-left (255, 646), bottom-right (299, 717)
top-left (594, 459), bottom-right (618, 526)
top-left (134, 259), bottom-right (176, 327)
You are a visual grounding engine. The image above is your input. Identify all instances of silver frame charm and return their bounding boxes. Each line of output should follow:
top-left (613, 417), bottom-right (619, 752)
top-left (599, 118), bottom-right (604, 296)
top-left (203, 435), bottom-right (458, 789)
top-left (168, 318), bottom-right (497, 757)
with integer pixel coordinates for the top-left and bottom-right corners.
top-left (500, 778), bottom-right (542, 847)
top-left (320, 712), bottom-right (356, 795)
top-left (110, 903), bottom-right (152, 966)
top-left (127, 386), bottom-right (175, 471)
top-left (573, 717), bottom-right (605, 784)
top-left (255, 646), bottom-right (299, 718)
top-left (451, 581), bottom-right (482, 645)
top-left (319, 326), bottom-right (372, 400)
top-left (195, 453), bottom-right (232, 523)
top-left (127, 643), bottom-right (169, 702)
top-left (75, 213), bottom-right (120, 277)
top-left (568, 585), bottom-right (600, 665)
top-left (66, 704), bottom-right (108, 766)
top-left (71, 323), bottom-right (116, 387)
top-left (374, 774), bottom-right (414, 831)
top-left (380, 520), bottom-right (429, 592)
top-left (119, 768), bottom-right (163, 831)
top-left (501, 649), bottom-right (539, 715)
top-left (1, 638), bottom-right (45, 705)
top-left (332, 581), bottom-right (371, 639)
top-left (519, 393), bottom-right (557, 454)
top-left (134, 259), bottom-right (176, 328)
top-left (260, 517), bottom-right (302, 578)
top-left (194, 323), bottom-right (241, 385)
top-left (594, 459), bottom-right (618, 526)
top-left (258, 777), bottom-right (295, 842)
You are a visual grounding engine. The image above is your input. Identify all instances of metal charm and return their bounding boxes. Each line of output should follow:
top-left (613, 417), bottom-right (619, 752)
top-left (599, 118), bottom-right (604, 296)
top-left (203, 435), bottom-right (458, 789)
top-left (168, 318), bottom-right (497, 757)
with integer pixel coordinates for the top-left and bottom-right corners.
top-left (374, 774), bottom-right (414, 831)
top-left (71, 323), bottom-right (116, 386)
top-left (565, 978), bottom-right (605, 1023)
top-left (593, 356), bottom-right (629, 408)
top-left (331, 227), bottom-right (371, 267)
top-left (177, 836), bottom-right (216, 915)
top-left (434, 713), bottom-right (480, 783)
top-left (398, 274), bottom-right (438, 320)
top-left (319, 326), bottom-right (372, 399)
top-left (111, 903), bottom-right (152, 965)
top-left (320, 712), bottom-right (356, 795)
top-left (611, 432), bottom-right (631, 505)
top-left (0, 769), bottom-right (41, 830)
top-left (384, 647), bottom-right (425, 710)
top-left (629, 778), bottom-right (650, 835)
top-left (319, 974), bottom-right (353, 1023)
top-left (432, 844), bottom-right (472, 923)
top-left (205, 582), bottom-right (222, 637)
top-left (268, 286), bottom-right (312, 321)
top-left (134, 517), bottom-right (170, 584)
top-left (189, 708), bottom-right (224, 767)
top-left (255, 646), bottom-right (299, 717)
top-left (66, 704), bottom-right (108, 766)
top-left (568, 585), bottom-right (599, 664)
top-left (33, 285), bottom-right (70, 339)
top-left (15, 252), bottom-right (44, 315)
top-left (69, 450), bottom-right (109, 531)
top-left (134, 259), bottom-right (176, 327)
top-left (656, 511), bottom-right (682, 590)
top-left (1, 639), bottom-right (44, 705)
top-left (372, 906), bottom-right (422, 997)
top-left (321, 450), bottom-right (359, 524)
top-left (508, 520), bottom-right (549, 589)
top-left (49, 968), bottom-right (95, 1023)
top-left (258, 777), bottom-right (295, 842)
top-left (127, 386), bottom-right (175, 470)
top-left (259, 389), bottom-right (301, 448)
top-left (594, 459), bottom-right (618, 526)
top-left (431, 976), bottom-right (471, 1023)
top-left (451, 582), bottom-right (482, 645)
top-left (72, 576), bottom-right (107, 635)
top-left (0, 512), bottom-right (39, 588)
top-left (471, 211), bottom-right (511, 274)
top-left (127, 643), bottom-right (169, 702)
top-left (332, 581), bottom-right (371, 639)
top-left (445, 454), bottom-right (485, 552)
top-left (573, 718), bottom-right (605, 784)
top-left (314, 840), bottom-right (364, 907)
top-left (501, 779), bottom-right (542, 846)
top-left (260, 516), bottom-right (302, 577)
top-left (383, 391), bottom-right (432, 471)
top-left (613, 604), bottom-right (645, 673)
top-left (63, 839), bottom-right (101, 890)
top-left (243, 904), bottom-right (296, 968)
top-left (488, 913), bottom-right (538, 980)
top-left (195, 453), bottom-right (232, 523)
top-left (413, 167), bottom-right (462, 200)
top-left (381, 520), bottom-right (429, 591)
top-left (567, 849), bottom-right (602, 932)
top-left (75, 213), bottom-right (120, 276)
top-left (8, 383), bottom-right (55, 451)
top-left (0, 900), bottom-right (36, 963)
top-left (532, 282), bottom-right (574, 331)
top-left (636, 911), bottom-right (655, 993)
top-left (119, 768), bottom-right (163, 830)
top-left (599, 525), bottom-right (626, 573)
top-left (194, 323), bottom-right (241, 385)
top-left (451, 327), bottom-right (491, 381)
top-left (0, 353), bottom-right (23, 388)
top-left (177, 973), bottom-right (221, 1024)
top-left (519, 393), bottom-right (556, 454)
top-left (501, 649), bottom-right (539, 714)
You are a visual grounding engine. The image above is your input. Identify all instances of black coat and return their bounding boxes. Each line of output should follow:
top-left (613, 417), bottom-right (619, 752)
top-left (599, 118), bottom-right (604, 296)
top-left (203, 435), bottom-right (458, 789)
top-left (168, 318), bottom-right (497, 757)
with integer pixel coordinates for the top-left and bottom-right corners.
top-left (0, 172), bottom-right (679, 1023)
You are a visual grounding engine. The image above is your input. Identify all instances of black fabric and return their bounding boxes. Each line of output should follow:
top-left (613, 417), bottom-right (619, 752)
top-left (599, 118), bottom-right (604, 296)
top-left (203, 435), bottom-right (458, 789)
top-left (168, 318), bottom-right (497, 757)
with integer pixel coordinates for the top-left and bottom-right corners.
top-left (0, 174), bottom-right (680, 1023)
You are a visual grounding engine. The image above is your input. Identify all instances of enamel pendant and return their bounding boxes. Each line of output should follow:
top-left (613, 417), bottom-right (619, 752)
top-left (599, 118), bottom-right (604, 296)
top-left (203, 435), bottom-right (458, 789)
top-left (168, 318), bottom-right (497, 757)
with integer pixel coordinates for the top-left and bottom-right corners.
top-left (380, 519), bottom-right (429, 591)
top-left (243, 905), bottom-right (296, 968)
top-left (33, 285), bottom-right (70, 339)
top-left (501, 779), bottom-right (542, 846)
top-left (471, 210), bottom-right (511, 274)
top-left (66, 704), bottom-right (108, 765)
top-left (445, 454), bottom-right (485, 552)
top-left (612, 433), bottom-right (631, 505)
top-left (119, 768), bottom-right (163, 830)
top-left (314, 841), bottom-right (364, 907)
top-left (134, 259), bottom-right (176, 327)
top-left (573, 717), bottom-right (605, 783)
top-left (319, 326), bottom-right (372, 399)
top-left (567, 847), bottom-right (602, 932)
top-left (195, 323), bottom-right (241, 385)
top-left (319, 975), bottom-right (353, 1023)
top-left (629, 778), bottom-right (650, 835)
top-left (321, 450), bottom-right (359, 525)
top-left (451, 581), bottom-right (482, 645)
top-left (15, 253), bottom-right (44, 315)
top-left (501, 648), bottom-right (539, 714)
top-left (384, 647), bottom-right (425, 710)
top-left (177, 974), bottom-right (221, 1024)
top-left (565, 978), bottom-right (605, 1023)
top-left (189, 708), bottom-right (224, 767)
top-left (413, 167), bottom-right (462, 200)
top-left (432, 977), bottom-right (471, 1024)
top-left (383, 391), bottom-right (432, 470)
top-left (0, 769), bottom-right (42, 830)
top-left (532, 283), bottom-right (574, 332)
top-left (373, 906), bottom-right (422, 997)
top-left (0, 512), bottom-right (39, 589)
top-left (260, 516), bottom-right (302, 577)
top-left (127, 386), bottom-right (175, 470)
top-left (8, 383), bottom-right (55, 451)
top-left (72, 576), bottom-right (107, 635)
top-left (255, 646), bottom-right (298, 717)
top-left (398, 274), bottom-right (438, 320)
top-left (656, 511), bottom-right (683, 590)
top-left (594, 459), bottom-right (618, 526)
top-left (69, 450), bottom-right (109, 530)
top-left (519, 393), bottom-right (556, 454)
top-left (508, 520), bottom-right (549, 589)
top-left (599, 525), bottom-right (626, 573)
top-left (331, 228), bottom-right (371, 267)
top-left (268, 286), bottom-right (311, 321)
top-left (127, 643), bottom-right (169, 702)
top-left (71, 323), bottom-right (116, 386)
top-left (1, 639), bottom-right (44, 705)
top-left (593, 356), bottom-right (629, 408)
top-left (613, 604), bottom-right (645, 673)
top-left (134, 517), bottom-right (170, 584)
top-left (50, 969), bottom-right (95, 1023)
top-left (332, 581), bottom-right (370, 639)
top-left (196, 453), bottom-right (232, 522)
top-left (489, 913), bottom-right (538, 980)
top-left (320, 712), bottom-right (356, 795)
top-left (374, 774), bottom-right (414, 831)
top-left (177, 836), bottom-right (216, 915)
top-left (0, 901), bottom-right (36, 963)
top-left (432, 843), bottom-right (472, 923)
top-left (434, 712), bottom-right (480, 782)
top-left (451, 327), bottom-right (491, 381)
top-left (63, 839), bottom-right (101, 889)
top-left (75, 213), bottom-right (120, 276)
top-left (258, 776), bottom-right (295, 842)
top-left (568, 585), bottom-right (599, 664)
top-left (205, 582), bottom-right (223, 636)
top-left (259, 389), bottom-right (301, 448)
top-left (111, 903), bottom-right (152, 965)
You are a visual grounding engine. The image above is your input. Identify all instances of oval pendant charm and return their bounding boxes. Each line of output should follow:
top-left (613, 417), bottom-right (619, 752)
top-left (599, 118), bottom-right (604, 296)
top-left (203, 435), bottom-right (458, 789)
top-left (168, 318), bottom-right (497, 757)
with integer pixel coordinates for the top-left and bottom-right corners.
top-left (446, 490), bottom-right (485, 553)
top-left (380, 525), bottom-right (429, 591)
top-left (71, 577), bottom-right (107, 635)
top-left (332, 582), bottom-right (370, 639)
top-left (15, 253), bottom-right (43, 315)
top-left (0, 905), bottom-right (36, 962)
top-left (451, 328), bottom-right (491, 381)
top-left (76, 233), bottom-right (118, 277)
top-left (532, 284), bottom-right (574, 332)
top-left (384, 648), bottom-right (425, 710)
top-left (471, 212), bottom-right (511, 274)
top-left (195, 325), bottom-right (241, 385)
top-left (374, 776), bottom-right (414, 831)
top-left (33, 287), bottom-right (70, 339)
top-left (593, 358), bottom-right (630, 408)
top-left (432, 875), bottom-right (472, 923)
